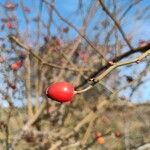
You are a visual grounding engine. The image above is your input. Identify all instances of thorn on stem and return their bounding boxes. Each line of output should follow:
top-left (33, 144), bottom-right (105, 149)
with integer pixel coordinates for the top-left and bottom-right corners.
top-left (136, 60), bottom-right (140, 64)
top-left (108, 61), bottom-right (114, 65)
top-left (89, 78), bottom-right (98, 85)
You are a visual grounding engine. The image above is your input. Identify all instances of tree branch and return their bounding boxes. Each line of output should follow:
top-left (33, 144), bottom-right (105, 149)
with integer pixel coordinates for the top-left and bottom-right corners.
top-left (43, 0), bottom-right (108, 62)
top-left (76, 45), bottom-right (150, 93)
top-left (98, 0), bottom-right (133, 50)
top-left (9, 35), bottom-right (90, 72)
top-left (76, 43), bottom-right (150, 89)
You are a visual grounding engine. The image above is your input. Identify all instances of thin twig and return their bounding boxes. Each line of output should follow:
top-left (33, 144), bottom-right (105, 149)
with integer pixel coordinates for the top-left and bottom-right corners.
top-left (9, 36), bottom-right (90, 72)
top-left (43, 0), bottom-right (108, 62)
top-left (76, 47), bottom-right (150, 93)
top-left (98, 0), bottom-right (133, 50)
top-left (49, 100), bottom-right (108, 150)
top-left (77, 43), bottom-right (150, 89)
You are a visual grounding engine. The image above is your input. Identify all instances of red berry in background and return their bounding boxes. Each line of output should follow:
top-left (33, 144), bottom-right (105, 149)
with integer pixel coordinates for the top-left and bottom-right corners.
top-left (96, 137), bottom-right (105, 145)
top-left (11, 64), bottom-right (19, 71)
top-left (4, 2), bottom-right (17, 10)
top-left (10, 60), bottom-right (23, 71)
top-left (46, 82), bottom-right (75, 103)
top-left (16, 60), bottom-right (22, 64)
top-left (6, 22), bottom-right (16, 29)
top-left (10, 63), bottom-right (18, 71)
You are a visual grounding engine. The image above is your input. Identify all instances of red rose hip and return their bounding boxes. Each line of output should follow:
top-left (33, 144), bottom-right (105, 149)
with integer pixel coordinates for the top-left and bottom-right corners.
top-left (46, 82), bottom-right (75, 103)
top-left (10, 60), bottom-right (23, 71)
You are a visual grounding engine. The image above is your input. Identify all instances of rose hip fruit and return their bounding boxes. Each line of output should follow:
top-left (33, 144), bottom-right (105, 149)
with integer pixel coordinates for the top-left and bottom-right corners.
top-left (46, 82), bottom-right (75, 103)
top-left (10, 60), bottom-right (23, 71)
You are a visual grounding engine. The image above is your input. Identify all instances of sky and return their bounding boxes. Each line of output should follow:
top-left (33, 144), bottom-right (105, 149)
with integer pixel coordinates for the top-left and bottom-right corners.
top-left (0, 0), bottom-right (150, 106)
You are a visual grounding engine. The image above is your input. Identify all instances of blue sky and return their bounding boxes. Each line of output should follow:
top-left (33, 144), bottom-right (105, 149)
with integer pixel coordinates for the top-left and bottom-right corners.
top-left (0, 0), bottom-right (150, 105)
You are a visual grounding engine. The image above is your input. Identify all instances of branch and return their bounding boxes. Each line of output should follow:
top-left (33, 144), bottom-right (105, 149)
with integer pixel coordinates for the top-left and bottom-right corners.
top-left (23, 101), bottom-right (47, 130)
top-left (105, 0), bottom-right (142, 45)
top-left (9, 35), bottom-right (90, 72)
top-left (98, 0), bottom-right (133, 50)
top-left (76, 46), bottom-right (150, 93)
top-left (25, 55), bottom-right (34, 117)
top-left (11, 101), bottom-right (47, 148)
top-left (43, 0), bottom-right (108, 62)
top-left (76, 43), bottom-right (150, 89)
top-left (49, 100), bottom-right (109, 150)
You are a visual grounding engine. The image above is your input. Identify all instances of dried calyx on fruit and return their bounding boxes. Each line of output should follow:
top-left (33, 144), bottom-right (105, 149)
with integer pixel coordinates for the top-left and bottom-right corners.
top-left (46, 82), bottom-right (75, 103)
